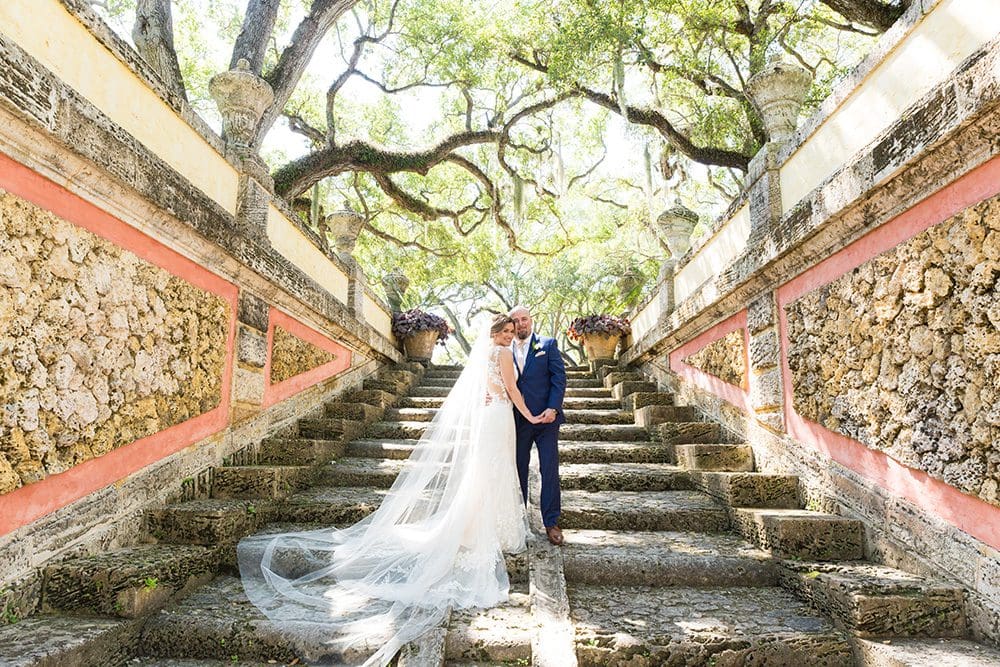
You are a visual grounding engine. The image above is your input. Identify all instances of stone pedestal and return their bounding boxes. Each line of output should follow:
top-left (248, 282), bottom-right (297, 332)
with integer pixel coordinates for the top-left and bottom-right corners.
top-left (231, 291), bottom-right (269, 422)
top-left (747, 292), bottom-right (784, 433)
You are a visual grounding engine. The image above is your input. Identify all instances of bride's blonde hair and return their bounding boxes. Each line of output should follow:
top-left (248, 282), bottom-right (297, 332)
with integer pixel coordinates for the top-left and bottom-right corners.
top-left (490, 313), bottom-right (514, 335)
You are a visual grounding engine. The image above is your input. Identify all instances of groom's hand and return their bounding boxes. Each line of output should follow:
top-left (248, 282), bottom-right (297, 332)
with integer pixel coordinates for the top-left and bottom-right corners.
top-left (541, 408), bottom-right (557, 423)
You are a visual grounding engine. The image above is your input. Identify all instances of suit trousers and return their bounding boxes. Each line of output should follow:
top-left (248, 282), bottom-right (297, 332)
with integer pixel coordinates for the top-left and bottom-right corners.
top-left (514, 420), bottom-right (561, 528)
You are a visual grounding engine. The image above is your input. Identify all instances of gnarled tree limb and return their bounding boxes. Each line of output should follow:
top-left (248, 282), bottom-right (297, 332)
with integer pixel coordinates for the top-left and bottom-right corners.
top-left (133, 0), bottom-right (187, 101)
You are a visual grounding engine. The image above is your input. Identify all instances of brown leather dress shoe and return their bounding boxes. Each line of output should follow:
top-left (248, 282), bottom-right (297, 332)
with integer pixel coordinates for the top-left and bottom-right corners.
top-left (545, 525), bottom-right (564, 546)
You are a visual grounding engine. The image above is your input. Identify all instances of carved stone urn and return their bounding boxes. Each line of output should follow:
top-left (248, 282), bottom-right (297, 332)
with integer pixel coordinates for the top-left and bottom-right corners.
top-left (208, 58), bottom-right (274, 153)
top-left (746, 59), bottom-right (812, 144)
top-left (324, 208), bottom-right (366, 259)
top-left (656, 201), bottom-right (699, 260)
top-left (381, 269), bottom-right (410, 312)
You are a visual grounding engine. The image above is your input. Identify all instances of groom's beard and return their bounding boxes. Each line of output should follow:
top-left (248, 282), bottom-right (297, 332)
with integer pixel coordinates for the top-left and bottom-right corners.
top-left (516, 331), bottom-right (531, 340)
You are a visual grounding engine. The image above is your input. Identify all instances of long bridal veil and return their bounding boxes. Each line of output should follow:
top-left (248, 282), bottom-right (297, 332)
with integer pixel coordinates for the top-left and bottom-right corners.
top-left (237, 325), bottom-right (514, 666)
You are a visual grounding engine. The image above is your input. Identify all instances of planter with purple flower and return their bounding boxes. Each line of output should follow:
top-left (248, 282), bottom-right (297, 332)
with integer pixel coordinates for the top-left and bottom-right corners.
top-left (391, 308), bottom-right (451, 361)
top-left (567, 314), bottom-right (632, 361)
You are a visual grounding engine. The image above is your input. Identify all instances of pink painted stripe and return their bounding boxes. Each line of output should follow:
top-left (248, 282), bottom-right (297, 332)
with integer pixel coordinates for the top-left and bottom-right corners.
top-left (0, 151), bottom-right (238, 536)
top-left (669, 310), bottom-right (750, 412)
top-left (776, 153), bottom-right (1000, 549)
top-left (262, 307), bottom-right (353, 408)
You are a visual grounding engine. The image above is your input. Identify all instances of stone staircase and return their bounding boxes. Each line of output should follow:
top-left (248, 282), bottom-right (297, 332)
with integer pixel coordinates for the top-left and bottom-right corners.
top-left (2, 362), bottom-right (1000, 666)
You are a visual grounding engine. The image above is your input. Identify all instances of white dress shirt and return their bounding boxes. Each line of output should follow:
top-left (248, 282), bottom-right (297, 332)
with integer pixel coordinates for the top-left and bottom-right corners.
top-left (513, 337), bottom-right (530, 370)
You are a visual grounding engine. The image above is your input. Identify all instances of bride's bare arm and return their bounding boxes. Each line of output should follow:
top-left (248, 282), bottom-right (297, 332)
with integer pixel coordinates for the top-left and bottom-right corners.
top-left (498, 349), bottom-right (540, 423)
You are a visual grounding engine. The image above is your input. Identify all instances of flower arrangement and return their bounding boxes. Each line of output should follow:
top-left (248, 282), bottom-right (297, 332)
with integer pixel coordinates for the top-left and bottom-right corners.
top-left (391, 308), bottom-right (451, 345)
top-left (567, 314), bottom-right (632, 341)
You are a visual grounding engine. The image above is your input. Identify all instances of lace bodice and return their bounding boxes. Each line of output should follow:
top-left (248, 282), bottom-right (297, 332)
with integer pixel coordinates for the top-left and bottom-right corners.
top-left (485, 346), bottom-right (511, 406)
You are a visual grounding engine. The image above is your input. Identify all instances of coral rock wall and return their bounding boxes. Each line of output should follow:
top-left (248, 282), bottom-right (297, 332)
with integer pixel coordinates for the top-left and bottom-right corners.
top-left (0, 190), bottom-right (229, 494)
top-left (683, 329), bottom-right (747, 387)
top-left (270, 325), bottom-right (337, 385)
top-left (786, 195), bottom-right (1000, 504)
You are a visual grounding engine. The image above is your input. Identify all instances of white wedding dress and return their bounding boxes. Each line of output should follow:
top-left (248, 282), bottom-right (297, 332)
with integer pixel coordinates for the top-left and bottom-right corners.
top-left (237, 330), bottom-right (528, 666)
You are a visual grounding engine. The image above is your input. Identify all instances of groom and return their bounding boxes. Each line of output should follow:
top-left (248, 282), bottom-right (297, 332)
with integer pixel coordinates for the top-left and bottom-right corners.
top-left (509, 306), bottom-right (567, 546)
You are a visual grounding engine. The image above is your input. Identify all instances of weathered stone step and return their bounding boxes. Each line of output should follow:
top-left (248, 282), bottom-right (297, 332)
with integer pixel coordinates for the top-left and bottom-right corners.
top-left (339, 388), bottom-right (397, 408)
top-left (212, 465), bottom-right (316, 500)
top-left (632, 404), bottom-right (696, 427)
top-left (322, 401), bottom-right (384, 422)
top-left (258, 437), bottom-right (345, 465)
top-left (622, 391), bottom-right (674, 411)
top-left (734, 508), bottom-right (865, 561)
top-left (557, 424), bottom-right (649, 442)
top-left (346, 438), bottom-right (417, 459)
top-left (777, 560), bottom-right (966, 638)
top-left (383, 406), bottom-right (632, 425)
top-left (147, 499), bottom-right (270, 546)
top-left (562, 529), bottom-right (774, 587)
top-left (601, 370), bottom-right (644, 388)
top-left (397, 396), bottom-right (621, 410)
top-left (654, 421), bottom-right (722, 450)
top-left (563, 387), bottom-right (613, 398)
top-left (559, 440), bottom-right (674, 463)
top-left (127, 660), bottom-right (280, 666)
top-left (420, 376), bottom-right (602, 388)
top-left (675, 443), bottom-right (754, 472)
top-left (43, 545), bottom-right (216, 618)
top-left (853, 637), bottom-right (1000, 666)
top-left (424, 368), bottom-right (591, 379)
top-left (610, 380), bottom-right (657, 400)
top-left (445, 586), bottom-right (533, 663)
top-left (689, 471), bottom-right (801, 508)
top-left (568, 584), bottom-right (851, 665)
top-left (296, 417), bottom-right (366, 441)
top-left (273, 486), bottom-right (387, 524)
top-left (559, 463), bottom-right (693, 492)
top-left (319, 457), bottom-right (405, 487)
top-left (560, 490), bottom-right (728, 532)
top-left (0, 614), bottom-right (138, 667)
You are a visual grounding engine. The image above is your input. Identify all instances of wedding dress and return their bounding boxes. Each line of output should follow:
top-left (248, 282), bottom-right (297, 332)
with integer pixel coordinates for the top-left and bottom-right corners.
top-left (237, 328), bottom-right (528, 666)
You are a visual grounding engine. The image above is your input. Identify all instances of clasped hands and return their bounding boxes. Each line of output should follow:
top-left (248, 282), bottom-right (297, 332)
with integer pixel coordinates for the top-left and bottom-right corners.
top-left (528, 408), bottom-right (558, 425)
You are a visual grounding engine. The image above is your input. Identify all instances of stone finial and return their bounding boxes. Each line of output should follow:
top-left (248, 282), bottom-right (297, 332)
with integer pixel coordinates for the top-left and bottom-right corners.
top-left (656, 201), bottom-right (699, 260)
top-left (208, 58), bottom-right (274, 152)
top-left (324, 208), bottom-right (366, 257)
top-left (746, 58), bottom-right (812, 145)
top-left (617, 267), bottom-right (642, 303)
top-left (381, 269), bottom-right (409, 312)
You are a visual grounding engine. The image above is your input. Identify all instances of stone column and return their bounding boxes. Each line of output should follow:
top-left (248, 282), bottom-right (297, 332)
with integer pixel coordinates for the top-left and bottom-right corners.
top-left (325, 208), bottom-right (367, 318)
top-left (655, 202), bottom-right (698, 318)
top-left (209, 58), bottom-right (275, 236)
top-left (745, 59), bottom-right (811, 245)
top-left (231, 291), bottom-right (270, 422)
top-left (747, 292), bottom-right (785, 433)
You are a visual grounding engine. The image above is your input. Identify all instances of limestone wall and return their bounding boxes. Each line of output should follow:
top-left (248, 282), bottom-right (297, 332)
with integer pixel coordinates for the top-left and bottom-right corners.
top-left (0, 189), bottom-right (228, 494)
top-left (270, 325), bottom-right (338, 385)
top-left (786, 195), bottom-right (1000, 504)
top-left (682, 329), bottom-right (746, 387)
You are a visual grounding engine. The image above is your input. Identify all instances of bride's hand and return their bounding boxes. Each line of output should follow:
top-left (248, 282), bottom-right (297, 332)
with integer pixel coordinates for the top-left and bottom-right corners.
top-left (528, 413), bottom-right (543, 424)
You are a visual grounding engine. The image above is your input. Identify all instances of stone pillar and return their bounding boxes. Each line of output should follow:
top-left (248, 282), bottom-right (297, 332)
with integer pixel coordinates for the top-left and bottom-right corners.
top-left (655, 202), bottom-right (698, 318)
top-left (745, 59), bottom-right (812, 244)
top-left (231, 291), bottom-right (270, 421)
top-left (381, 269), bottom-right (409, 313)
top-left (747, 292), bottom-right (784, 433)
top-left (324, 208), bottom-right (367, 318)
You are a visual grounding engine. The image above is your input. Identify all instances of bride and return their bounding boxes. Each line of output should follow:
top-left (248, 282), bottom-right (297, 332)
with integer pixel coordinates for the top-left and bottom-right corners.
top-left (237, 313), bottom-right (543, 666)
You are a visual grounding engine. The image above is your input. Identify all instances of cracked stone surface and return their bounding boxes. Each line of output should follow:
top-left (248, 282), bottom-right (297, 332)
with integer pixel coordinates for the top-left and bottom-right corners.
top-left (446, 588), bottom-right (534, 663)
top-left (569, 584), bottom-right (851, 666)
top-left (560, 489), bottom-right (728, 531)
top-left (854, 637), bottom-right (1000, 666)
top-left (274, 486), bottom-right (387, 524)
top-left (319, 457), bottom-right (406, 487)
top-left (0, 614), bottom-right (138, 666)
top-left (559, 441), bottom-right (674, 464)
top-left (559, 463), bottom-right (693, 492)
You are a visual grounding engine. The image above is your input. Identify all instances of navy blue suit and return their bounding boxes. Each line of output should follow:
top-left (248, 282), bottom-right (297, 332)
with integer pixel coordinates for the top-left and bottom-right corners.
top-left (512, 334), bottom-right (567, 528)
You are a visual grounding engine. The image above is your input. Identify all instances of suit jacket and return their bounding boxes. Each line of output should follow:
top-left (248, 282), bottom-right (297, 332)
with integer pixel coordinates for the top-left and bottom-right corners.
top-left (513, 334), bottom-right (567, 427)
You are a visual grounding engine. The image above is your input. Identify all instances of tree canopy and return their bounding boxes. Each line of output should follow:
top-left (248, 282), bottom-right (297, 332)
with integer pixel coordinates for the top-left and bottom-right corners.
top-left (95, 0), bottom-right (904, 361)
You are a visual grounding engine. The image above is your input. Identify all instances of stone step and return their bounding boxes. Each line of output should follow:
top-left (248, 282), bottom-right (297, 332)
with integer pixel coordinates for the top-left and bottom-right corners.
top-left (556, 424), bottom-right (649, 442)
top-left (397, 396), bottom-right (621, 410)
top-left (273, 486), bottom-right (388, 524)
top-left (777, 561), bottom-right (966, 638)
top-left (560, 489), bottom-right (728, 532)
top-left (610, 380), bottom-right (658, 400)
top-left (322, 401), bottom-right (385, 422)
top-left (147, 499), bottom-right (270, 546)
top-left (853, 637), bottom-right (1000, 666)
top-left (561, 529), bottom-right (774, 587)
top-left (674, 443), bottom-right (754, 472)
top-left (654, 421), bottom-right (722, 448)
top-left (424, 368), bottom-right (591, 379)
top-left (733, 508), bottom-right (865, 561)
top-left (601, 371), bottom-right (644, 389)
top-left (559, 441), bottom-right (674, 464)
top-left (559, 463), bottom-right (693, 492)
top-left (420, 376), bottom-right (602, 388)
top-left (296, 417), bottom-right (366, 441)
top-left (0, 614), bottom-right (138, 667)
top-left (346, 438), bottom-right (417, 459)
top-left (318, 457), bottom-right (405, 487)
top-left (126, 660), bottom-right (279, 666)
top-left (362, 377), bottom-right (407, 394)
top-left (211, 465), bottom-right (316, 500)
top-left (622, 391), bottom-right (674, 411)
top-left (409, 385), bottom-right (452, 397)
top-left (382, 406), bottom-right (632, 425)
top-left (258, 437), bottom-right (345, 465)
top-left (444, 586), bottom-right (533, 663)
top-left (42, 545), bottom-right (216, 618)
top-left (339, 388), bottom-right (397, 408)
top-left (631, 405), bottom-right (697, 430)
top-left (689, 471), bottom-right (801, 508)
top-left (563, 387), bottom-right (613, 398)
top-left (568, 584), bottom-right (851, 665)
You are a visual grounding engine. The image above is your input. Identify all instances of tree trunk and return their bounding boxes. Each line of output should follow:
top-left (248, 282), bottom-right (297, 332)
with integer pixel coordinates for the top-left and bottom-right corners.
top-left (442, 305), bottom-right (471, 355)
top-left (132, 0), bottom-right (187, 101)
top-left (820, 0), bottom-right (909, 32)
top-left (230, 0), bottom-right (281, 75)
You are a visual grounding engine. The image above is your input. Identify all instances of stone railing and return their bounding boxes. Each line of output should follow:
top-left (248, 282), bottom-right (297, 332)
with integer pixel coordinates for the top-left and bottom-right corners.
top-left (623, 0), bottom-right (1000, 643)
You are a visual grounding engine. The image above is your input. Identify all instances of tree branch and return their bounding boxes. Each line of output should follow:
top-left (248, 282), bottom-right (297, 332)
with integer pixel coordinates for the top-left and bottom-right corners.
top-left (132, 0), bottom-right (187, 101)
top-left (819, 0), bottom-right (908, 32)
top-left (230, 0), bottom-right (280, 74)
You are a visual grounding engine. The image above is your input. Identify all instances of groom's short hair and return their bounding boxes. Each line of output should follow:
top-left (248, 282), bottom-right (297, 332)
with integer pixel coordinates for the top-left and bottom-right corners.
top-left (509, 305), bottom-right (530, 318)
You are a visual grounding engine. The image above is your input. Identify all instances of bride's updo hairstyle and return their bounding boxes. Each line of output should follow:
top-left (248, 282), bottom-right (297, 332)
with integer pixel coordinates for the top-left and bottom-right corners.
top-left (490, 313), bottom-right (514, 335)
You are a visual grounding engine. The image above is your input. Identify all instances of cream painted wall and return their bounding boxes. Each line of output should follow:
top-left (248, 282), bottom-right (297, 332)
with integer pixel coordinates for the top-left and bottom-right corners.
top-left (674, 204), bottom-right (751, 304)
top-left (364, 294), bottom-right (394, 341)
top-left (780, 0), bottom-right (1000, 211)
top-left (630, 293), bottom-right (662, 342)
top-left (267, 204), bottom-right (351, 303)
top-left (0, 0), bottom-right (239, 215)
